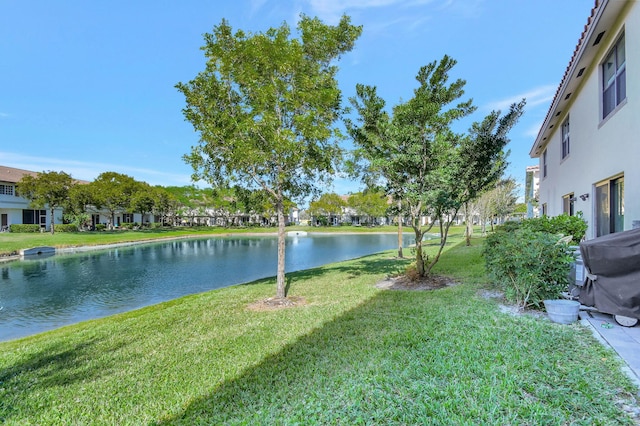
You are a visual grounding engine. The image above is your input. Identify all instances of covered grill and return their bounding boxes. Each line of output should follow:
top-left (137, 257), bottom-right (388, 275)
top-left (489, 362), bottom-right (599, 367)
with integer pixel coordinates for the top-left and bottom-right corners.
top-left (579, 228), bottom-right (640, 325)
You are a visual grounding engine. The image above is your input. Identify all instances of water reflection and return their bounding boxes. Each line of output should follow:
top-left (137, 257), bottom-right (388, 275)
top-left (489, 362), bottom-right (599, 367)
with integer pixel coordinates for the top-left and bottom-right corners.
top-left (0, 234), bottom-right (411, 341)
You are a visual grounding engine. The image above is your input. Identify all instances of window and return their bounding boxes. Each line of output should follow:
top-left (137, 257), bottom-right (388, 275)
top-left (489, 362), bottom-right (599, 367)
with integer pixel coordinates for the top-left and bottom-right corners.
top-left (0, 184), bottom-right (14, 196)
top-left (562, 193), bottom-right (575, 216)
top-left (123, 213), bottom-right (134, 223)
top-left (561, 116), bottom-right (570, 159)
top-left (542, 149), bottom-right (548, 178)
top-left (22, 209), bottom-right (47, 228)
top-left (542, 203), bottom-right (548, 217)
top-left (603, 34), bottom-right (626, 119)
top-left (595, 175), bottom-right (624, 237)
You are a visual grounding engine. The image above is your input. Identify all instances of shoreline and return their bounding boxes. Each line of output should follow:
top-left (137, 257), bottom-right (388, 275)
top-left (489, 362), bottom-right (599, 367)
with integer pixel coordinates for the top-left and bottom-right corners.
top-left (0, 231), bottom-right (405, 264)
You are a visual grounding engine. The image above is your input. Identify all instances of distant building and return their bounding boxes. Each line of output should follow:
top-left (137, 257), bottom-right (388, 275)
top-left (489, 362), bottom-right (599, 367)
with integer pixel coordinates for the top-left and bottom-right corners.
top-left (0, 165), bottom-right (62, 231)
top-left (529, 0), bottom-right (640, 238)
top-left (525, 165), bottom-right (540, 218)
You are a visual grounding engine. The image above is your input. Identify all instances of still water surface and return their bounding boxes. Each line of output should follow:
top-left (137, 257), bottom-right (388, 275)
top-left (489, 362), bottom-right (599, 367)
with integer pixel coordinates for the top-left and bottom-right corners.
top-left (0, 233), bottom-right (412, 341)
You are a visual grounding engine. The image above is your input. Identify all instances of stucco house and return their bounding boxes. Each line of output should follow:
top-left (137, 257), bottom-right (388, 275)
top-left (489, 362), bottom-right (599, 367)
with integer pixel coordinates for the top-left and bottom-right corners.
top-left (0, 165), bottom-right (62, 231)
top-left (530, 0), bottom-right (639, 239)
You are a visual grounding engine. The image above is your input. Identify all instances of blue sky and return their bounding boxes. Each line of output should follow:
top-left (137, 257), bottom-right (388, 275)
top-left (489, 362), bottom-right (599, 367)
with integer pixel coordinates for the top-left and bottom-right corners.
top-left (1, 0), bottom-right (590, 199)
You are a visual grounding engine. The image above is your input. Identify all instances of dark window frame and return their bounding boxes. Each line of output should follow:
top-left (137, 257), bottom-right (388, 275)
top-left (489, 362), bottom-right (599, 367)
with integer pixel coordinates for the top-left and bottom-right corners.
top-left (561, 116), bottom-right (570, 159)
top-left (602, 33), bottom-right (626, 119)
top-left (595, 175), bottom-right (624, 237)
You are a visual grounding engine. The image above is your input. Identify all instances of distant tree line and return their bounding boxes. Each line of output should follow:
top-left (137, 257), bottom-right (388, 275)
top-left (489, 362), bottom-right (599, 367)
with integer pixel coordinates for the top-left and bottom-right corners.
top-left (307, 190), bottom-right (389, 226)
top-left (17, 170), bottom-right (297, 233)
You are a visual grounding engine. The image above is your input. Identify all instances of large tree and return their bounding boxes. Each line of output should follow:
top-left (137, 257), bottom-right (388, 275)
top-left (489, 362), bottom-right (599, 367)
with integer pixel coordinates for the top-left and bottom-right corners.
top-left (89, 172), bottom-right (138, 229)
top-left (129, 182), bottom-right (160, 226)
top-left (347, 56), bottom-right (524, 276)
top-left (17, 171), bottom-right (74, 234)
top-left (152, 187), bottom-right (179, 226)
top-left (348, 190), bottom-right (388, 225)
top-left (345, 85), bottom-right (405, 256)
top-left (308, 192), bottom-right (346, 225)
top-left (177, 15), bottom-right (361, 299)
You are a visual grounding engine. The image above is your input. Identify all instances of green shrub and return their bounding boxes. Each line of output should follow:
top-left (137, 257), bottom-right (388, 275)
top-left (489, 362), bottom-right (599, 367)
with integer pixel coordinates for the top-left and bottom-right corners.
top-left (495, 213), bottom-right (587, 244)
top-left (316, 216), bottom-right (329, 227)
top-left (9, 224), bottom-right (41, 233)
top-left (54, 224), bottom-right (78, 232)
top-left (95, 224), bottom-right (107, 231)
top-left (150, 222), bottom-right (163, 229)
top-left (496, 220), bottom-right (521, 233)
top-left (484, 228), bottom-right (574, 309)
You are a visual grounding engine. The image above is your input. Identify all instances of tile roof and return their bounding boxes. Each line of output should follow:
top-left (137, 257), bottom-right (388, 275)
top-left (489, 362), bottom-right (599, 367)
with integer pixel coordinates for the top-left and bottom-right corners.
top-left (0, 165), bottom-right (40, 183)
top-left (530, 0), bottom-right (604, 156)
top-left (0, 165), bottom-right (91, 185)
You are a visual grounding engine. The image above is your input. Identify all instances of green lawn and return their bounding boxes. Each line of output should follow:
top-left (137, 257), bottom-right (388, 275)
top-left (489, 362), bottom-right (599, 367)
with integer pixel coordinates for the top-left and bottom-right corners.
top-left (0, 236), bottom-right (637, 424)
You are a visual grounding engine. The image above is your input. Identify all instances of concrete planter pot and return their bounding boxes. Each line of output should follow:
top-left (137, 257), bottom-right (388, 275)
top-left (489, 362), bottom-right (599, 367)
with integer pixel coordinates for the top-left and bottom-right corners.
top-left (544, 299), bottom-right (580, 324)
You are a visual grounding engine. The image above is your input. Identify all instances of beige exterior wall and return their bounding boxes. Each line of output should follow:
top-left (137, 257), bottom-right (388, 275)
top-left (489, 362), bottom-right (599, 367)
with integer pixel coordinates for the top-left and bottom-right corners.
top-left (537, 1), bottom-right (640, 239)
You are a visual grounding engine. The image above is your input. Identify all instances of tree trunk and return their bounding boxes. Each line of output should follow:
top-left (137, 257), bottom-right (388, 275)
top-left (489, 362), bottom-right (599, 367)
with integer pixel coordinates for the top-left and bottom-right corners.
top-left (276, 198), bottom-right (287, 299)
top-left (412, 223), bottom-right (425, 276)
top-left (464, 202), bottom-right (472, 246)
top-left (50, 207), bottom-right (55, 235)
top-left (397, 199), bottom-right (403, 258)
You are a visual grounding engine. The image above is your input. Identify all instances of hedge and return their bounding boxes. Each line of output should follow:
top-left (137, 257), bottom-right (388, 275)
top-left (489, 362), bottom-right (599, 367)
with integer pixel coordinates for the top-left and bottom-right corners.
top-left (9, 224), bottom-right (41, 233)
top-left (498, 213), bottom-right (588, 244)
top-left (54, 224), bottom-right (79, 232)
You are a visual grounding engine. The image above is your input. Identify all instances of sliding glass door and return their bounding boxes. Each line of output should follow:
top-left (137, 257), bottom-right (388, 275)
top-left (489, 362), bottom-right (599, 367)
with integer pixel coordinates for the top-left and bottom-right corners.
top-left (595, 176), bottom-right (624, 237)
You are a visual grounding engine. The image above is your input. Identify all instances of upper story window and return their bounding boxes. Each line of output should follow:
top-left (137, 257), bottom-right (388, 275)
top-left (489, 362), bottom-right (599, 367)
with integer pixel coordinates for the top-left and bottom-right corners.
top-left (603, 33), bottom-right (626, 119)
top-left (0, 184), bottom-right (15, 196)
top-left (542, 149), bottom-right (548, 178)
top-left (561, 116), bottom-right (570, 159)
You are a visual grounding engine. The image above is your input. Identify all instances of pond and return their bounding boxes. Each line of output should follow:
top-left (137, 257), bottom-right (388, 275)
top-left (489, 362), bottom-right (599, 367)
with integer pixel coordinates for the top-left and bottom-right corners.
top-left (0, 233), bottom-right (413, 341)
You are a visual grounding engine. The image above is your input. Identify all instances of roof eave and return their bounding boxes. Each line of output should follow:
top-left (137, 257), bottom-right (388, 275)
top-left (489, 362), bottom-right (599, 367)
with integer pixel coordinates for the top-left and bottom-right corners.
top-left (529, 0), bottom-right (626, 158)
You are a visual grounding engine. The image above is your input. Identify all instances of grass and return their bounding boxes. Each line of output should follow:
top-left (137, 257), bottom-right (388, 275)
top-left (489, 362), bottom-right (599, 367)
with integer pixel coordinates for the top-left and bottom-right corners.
top-left (1, 235), bottom-right (638, 424)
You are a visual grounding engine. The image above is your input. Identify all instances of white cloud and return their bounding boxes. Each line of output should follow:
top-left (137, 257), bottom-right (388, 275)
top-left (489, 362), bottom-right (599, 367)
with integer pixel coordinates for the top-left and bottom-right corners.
top-left (302, 0), bottom-right (480, 23)
top-left (0, 112), bottom-right (9, 118)
top-left (0, 152), bottom-right (194, 187)
top-left (305, 0), bottom-right (435, 23)
top-left (524, 120), bottom-right (544, 139)
top-left (485, 84), bottom-right (557, 112)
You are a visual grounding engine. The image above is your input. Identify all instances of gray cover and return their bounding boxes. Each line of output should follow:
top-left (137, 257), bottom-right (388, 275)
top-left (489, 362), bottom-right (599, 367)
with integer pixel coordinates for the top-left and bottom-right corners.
top-left (579, 227), bottom-right (640, 319)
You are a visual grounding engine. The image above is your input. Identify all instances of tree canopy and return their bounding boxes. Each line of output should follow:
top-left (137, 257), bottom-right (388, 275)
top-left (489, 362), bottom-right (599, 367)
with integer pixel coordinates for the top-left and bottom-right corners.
top-left (347, 190), bottom-right (388, 224)
top-left (89, 172), bottom-right (138, 229)
top-left (347, 56), bottom-right (524, 276)
top-left (177, 15), bottom-right (362, 299)
top-left (17, 170), bottom-right (74, 234)
top-left (308, 193), bottom-right (346, 219)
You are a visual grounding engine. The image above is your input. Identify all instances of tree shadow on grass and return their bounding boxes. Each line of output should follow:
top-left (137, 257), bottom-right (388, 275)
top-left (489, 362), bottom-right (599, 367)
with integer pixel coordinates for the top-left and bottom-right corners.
top-left (0, 336), bottom-right (120, 421)
top-left (234, 252), bottom-right (410, 295)
top-left (153, 290), bottom-right (427, 425)
top-left (292, 252), bottom-right (409, 282)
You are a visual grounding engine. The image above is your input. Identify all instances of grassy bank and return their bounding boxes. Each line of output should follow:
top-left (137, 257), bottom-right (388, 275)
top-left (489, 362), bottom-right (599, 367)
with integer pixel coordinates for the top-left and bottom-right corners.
top-left (1, 238), bottom-right (637, 424)
top-left (0, 225), bottom-right (408, 257)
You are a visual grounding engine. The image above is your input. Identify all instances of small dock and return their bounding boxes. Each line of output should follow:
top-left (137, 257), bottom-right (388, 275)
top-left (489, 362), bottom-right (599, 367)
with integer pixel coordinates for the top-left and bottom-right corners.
top-left (19, 246), bottom-right (56, 257)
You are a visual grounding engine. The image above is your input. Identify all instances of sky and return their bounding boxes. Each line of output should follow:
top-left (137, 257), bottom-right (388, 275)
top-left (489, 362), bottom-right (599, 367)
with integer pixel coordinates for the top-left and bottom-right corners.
top-left (1, 0), bottom-right (593, 201)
